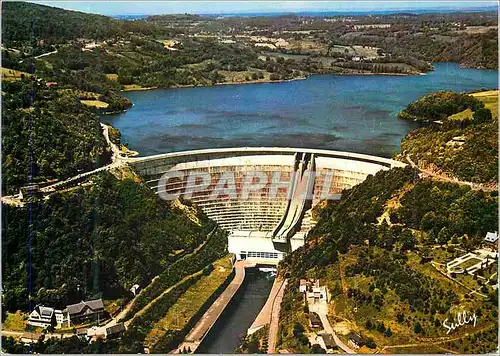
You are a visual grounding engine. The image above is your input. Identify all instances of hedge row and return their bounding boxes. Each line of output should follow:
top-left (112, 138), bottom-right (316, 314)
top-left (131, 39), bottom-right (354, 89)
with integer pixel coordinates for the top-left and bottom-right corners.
top-left (151, 268), bottom-right (236, 353)
top-left (122, 227), bottom-right (228, 321)
top-left (129, 273), bottom-right (202, 331)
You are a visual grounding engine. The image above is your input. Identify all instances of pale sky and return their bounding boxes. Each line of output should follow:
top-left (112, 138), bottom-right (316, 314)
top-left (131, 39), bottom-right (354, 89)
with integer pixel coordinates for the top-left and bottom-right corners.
top-left (24, 0), bottom-right (498, 16)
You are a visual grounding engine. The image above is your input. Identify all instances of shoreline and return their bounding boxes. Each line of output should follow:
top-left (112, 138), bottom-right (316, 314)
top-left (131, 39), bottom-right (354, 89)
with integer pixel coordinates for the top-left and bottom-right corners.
top-left (329, 71), bottom-right (424, 76)
top-left (121, 76), bottom-right (308, 92)
top-left (119, 70), bottom-right (425, 93)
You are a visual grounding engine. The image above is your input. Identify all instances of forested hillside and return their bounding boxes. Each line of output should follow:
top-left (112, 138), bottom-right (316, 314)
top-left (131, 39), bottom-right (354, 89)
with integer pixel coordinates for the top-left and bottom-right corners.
top-left (2, 172), bottom-right (222, 312)
top-left (399, 90), bottom-right (498, 183)
top-left (349, 26), bottom-right (498, 70)
top-left (2, 79), bottom-right (110, 194)
top-left (1, 1), bottom-right (160, 45)
top-left (277, 91), bottom-right (498, 354)
top-left (278, 167), bottom-right (498, 353)
top-left (282, 167), bottom-right (496, 274)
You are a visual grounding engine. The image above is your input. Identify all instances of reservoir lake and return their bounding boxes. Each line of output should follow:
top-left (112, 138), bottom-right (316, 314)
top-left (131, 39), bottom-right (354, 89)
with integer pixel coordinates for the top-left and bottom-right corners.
top-left (106, 63), bottom-right (498, 158)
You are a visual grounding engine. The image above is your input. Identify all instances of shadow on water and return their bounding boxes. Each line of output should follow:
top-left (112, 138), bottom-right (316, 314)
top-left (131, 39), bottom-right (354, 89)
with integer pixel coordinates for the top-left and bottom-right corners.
top-left (196, 268), bottom-right (275, 354)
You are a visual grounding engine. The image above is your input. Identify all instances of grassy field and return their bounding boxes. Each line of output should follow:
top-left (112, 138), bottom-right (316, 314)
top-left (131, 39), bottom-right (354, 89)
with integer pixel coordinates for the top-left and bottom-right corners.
top-left (159, 39), bottom-right (178, 49)
top-left (122, 84), bottom-right (157, 91)
top-left (80, 100), bottom-right (109, 108)
top-left (105, 73), bottom-right (118, 81)
top-left (145, 255), bottom-right (233, 347)
top-left (3, 311), bottom-right (27, 331)
top-left (471, 90), bottom-right (498, 119)
top-left (58, 88), bottom-right (112, 109)
top-left (1, 67), bottom-right (30, 82)
top-left (57, 88), bottom-right (100, 99)
top-left (448, 90), bottom-right (498, 121)
top-left (447, 107), bottom-right (473, 121)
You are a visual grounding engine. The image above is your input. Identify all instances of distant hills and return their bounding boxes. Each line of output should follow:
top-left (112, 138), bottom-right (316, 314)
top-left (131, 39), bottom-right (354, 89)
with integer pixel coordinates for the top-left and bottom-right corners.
top-left (1, 1), bottom-right (159, 44)
top-left (198, 6), bottom-right (498, 18)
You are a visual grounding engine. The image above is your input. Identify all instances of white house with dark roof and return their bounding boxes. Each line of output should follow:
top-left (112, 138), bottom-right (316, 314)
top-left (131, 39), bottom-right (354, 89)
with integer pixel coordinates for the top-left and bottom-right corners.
top-left (64, 299), bottom-right (104, 326)
top-left (485, 231), bottom-right (498, 244)
top-left (27, 305), bottom-right (66, 329)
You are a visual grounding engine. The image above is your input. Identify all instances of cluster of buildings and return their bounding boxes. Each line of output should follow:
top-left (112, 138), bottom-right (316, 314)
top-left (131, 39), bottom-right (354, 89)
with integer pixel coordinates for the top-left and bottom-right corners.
top-left (446, 247), bottom-right (498, 277)
top-left (27, 299), bottom-right (104, 329)
top-left (299, 279), bottom-right (328, 302)
top-left (19, 323), bottom-right (126, 345)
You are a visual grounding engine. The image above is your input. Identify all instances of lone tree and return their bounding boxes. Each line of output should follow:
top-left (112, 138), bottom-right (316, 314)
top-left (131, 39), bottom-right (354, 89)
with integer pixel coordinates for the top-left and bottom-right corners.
top-left (473, 108), bottom-right (493, 124)
top-left (414, 321), bottom-right (423, 334)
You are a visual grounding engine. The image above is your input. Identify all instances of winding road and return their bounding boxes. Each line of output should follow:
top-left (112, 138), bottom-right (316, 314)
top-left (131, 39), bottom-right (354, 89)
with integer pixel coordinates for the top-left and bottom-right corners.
top-left (405, 154), bottom-right (496, 191)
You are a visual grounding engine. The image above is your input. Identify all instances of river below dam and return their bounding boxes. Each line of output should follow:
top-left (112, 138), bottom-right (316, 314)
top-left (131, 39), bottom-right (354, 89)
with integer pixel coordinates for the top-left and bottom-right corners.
top-left (105, 62), bottom-right (497, 158)
top-left (196, 269), bottom-right (274, 354)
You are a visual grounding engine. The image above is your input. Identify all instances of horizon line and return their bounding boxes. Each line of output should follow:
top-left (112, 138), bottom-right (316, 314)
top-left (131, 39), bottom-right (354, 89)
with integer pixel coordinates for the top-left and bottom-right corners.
top-left (28, 1), bottom-right (499, 17)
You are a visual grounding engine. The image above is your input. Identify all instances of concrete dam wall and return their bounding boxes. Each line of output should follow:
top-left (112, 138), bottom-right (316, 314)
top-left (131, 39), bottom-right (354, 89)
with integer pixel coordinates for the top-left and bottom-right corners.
top-left (127, 147), bottom-right (404, 260)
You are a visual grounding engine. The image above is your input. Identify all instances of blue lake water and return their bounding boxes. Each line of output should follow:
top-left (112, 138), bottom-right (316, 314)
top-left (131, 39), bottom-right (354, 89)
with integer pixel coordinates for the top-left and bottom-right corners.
top-left (105, 63), bottom-right (498, 158)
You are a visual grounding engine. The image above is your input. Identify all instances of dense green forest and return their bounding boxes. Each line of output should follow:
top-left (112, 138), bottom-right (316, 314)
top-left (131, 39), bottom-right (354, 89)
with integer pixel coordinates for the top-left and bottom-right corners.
top-left (2, 173), bottom-right (218, 312)
top-left (2, 79), bottom-right (110, 194)
top-left (1, 1), bottom-right (162, 45)
top-left (185, 11), bottom-right (498, 69)
top-left (281, 167), bottom-right (497, 275)
top-left (401, 120), bottom-right (498, 183)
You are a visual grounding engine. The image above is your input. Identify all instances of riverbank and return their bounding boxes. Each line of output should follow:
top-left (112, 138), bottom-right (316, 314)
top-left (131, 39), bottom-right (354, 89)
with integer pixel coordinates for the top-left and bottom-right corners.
top-left (331, 71), bottom-right (424, 76)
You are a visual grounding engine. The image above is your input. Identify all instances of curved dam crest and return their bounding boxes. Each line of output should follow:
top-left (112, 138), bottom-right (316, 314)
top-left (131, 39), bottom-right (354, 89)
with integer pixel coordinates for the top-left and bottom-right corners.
top-left (127, 147), bottom-right (404, 261)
